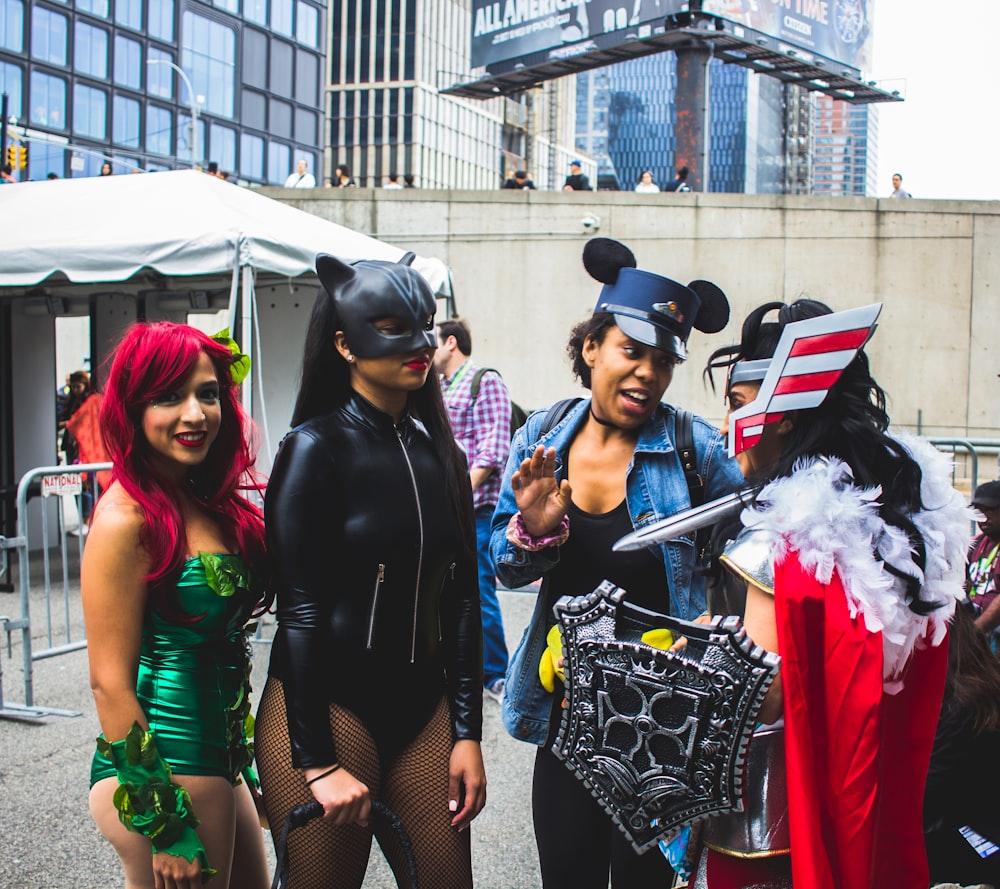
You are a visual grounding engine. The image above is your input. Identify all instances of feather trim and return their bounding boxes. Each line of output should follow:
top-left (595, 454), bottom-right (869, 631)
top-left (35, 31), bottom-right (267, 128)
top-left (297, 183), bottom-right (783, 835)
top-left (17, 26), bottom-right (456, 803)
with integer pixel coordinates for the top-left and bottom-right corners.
top-left (738, 433), bottom-right (973, 692)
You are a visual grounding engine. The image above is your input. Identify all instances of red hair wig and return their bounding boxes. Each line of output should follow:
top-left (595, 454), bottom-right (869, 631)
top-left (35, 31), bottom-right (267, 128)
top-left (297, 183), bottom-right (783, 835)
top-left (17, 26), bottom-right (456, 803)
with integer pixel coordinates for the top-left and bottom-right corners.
top-left (100, 322), bottom-right (267, 608)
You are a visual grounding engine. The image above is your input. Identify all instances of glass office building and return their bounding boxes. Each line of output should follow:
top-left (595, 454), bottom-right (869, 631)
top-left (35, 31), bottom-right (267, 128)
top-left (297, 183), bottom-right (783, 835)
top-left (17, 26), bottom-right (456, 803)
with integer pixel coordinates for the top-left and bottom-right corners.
top-left (574, 52), bottom-right (866, 195)
top-left (0, 0), bottom-right (325, 182)
top-left (812, 94), bottom-right (878, 197)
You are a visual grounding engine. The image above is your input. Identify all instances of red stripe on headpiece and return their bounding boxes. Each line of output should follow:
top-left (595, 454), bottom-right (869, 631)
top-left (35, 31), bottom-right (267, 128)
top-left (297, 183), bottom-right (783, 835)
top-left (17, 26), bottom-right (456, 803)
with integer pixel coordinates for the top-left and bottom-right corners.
top-left (774, 371), bottom-right (844, 396)
top-left (787, 327), bottom-right (871, 357)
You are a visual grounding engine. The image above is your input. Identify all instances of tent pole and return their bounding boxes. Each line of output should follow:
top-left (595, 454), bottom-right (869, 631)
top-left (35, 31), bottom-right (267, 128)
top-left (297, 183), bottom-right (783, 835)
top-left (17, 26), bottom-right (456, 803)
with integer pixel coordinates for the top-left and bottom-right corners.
top-left (241, 266), bottom-right (254, 420)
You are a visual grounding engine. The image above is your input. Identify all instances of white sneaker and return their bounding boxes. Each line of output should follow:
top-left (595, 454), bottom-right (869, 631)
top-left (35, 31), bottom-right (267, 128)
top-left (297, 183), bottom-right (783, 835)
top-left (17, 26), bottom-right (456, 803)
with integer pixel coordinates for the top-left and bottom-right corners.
top-left (485, 679), bottom-right (505, 703)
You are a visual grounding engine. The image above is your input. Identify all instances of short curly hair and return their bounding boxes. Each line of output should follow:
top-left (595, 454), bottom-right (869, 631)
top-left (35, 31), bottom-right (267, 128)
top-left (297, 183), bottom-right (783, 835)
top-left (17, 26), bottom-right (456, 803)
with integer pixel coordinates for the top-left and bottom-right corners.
top-left (566, 313), bottom-right (617, 389)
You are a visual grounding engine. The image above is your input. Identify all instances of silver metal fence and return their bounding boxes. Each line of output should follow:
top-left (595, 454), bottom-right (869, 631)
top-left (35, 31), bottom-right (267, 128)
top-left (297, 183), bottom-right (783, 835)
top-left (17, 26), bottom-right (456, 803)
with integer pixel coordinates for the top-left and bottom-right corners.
top-left (0, 462), bottom-right (110, 721)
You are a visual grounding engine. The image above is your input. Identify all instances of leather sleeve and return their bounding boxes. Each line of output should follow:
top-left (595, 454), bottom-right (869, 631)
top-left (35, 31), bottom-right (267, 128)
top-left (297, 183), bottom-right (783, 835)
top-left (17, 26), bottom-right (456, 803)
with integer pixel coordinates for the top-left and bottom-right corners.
top-left (440, 489), bottom-right (484, 742)
top-left (265, 429), bottom-right (340, 769)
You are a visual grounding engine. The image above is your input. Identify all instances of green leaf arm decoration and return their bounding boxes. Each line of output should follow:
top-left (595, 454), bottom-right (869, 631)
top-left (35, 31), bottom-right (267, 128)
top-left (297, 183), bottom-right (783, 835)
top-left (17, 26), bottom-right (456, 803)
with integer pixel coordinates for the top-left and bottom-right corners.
top-left (100, 722), bottom-right (216, 880)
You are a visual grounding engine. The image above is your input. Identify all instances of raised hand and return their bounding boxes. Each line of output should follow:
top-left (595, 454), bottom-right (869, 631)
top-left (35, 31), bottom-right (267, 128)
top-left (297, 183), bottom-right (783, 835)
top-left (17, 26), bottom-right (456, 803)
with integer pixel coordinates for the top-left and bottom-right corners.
top-left (512, 446), bottom-right (572, 537)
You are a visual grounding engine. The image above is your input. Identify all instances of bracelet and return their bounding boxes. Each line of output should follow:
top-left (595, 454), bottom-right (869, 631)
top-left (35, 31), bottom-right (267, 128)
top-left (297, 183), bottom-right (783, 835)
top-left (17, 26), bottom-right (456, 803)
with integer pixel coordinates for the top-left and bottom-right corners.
top-left (506, 512), bottom-right (570, 552)
top-left (305, 764), bottom-right (341, 786)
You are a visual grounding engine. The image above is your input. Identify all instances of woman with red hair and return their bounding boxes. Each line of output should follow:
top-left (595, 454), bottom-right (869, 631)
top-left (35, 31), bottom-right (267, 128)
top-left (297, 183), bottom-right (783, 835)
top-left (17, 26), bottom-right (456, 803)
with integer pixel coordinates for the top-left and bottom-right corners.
top-left (84, 322), bottom-right (270, 889)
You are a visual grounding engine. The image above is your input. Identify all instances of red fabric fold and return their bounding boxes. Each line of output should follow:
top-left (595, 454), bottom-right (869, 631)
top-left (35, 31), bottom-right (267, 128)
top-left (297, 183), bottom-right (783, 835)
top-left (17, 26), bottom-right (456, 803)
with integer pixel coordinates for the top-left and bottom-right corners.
top-left (774, 554), bottom-right (945, 889)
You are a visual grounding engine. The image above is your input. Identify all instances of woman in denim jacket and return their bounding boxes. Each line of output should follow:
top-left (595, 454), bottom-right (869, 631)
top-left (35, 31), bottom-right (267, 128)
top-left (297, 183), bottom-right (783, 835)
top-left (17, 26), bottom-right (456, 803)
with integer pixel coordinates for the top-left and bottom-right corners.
top-left (489, 238), bottom-right (744, 889)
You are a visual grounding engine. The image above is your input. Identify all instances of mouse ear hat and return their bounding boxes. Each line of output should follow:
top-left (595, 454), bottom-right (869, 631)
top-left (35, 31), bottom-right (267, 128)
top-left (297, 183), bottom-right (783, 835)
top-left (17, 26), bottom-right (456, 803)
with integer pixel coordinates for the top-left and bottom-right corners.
top-left (583, 238), bottom-right (729, 361)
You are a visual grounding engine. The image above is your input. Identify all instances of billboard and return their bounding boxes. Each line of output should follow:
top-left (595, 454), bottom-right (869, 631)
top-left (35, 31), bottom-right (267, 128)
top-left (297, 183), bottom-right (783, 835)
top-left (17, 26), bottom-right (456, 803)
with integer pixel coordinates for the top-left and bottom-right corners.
top-left (700, 0), bottom-right (874, 73)
top-left (471, 1), bottom-right (686, 69)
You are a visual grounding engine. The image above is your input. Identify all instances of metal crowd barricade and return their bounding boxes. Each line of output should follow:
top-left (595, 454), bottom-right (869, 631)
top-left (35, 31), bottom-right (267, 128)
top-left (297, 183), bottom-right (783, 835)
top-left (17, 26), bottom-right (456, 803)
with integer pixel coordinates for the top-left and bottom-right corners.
top-left (0, 462), bottom-right (111, 721)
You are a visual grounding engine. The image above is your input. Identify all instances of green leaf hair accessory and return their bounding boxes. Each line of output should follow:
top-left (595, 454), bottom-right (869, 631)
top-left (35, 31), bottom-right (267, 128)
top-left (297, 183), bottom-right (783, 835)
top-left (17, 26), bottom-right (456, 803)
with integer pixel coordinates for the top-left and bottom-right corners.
top-left (101, 722), bottom-right (216, 879)
top-left (210, 328), bottom-right (251, 386)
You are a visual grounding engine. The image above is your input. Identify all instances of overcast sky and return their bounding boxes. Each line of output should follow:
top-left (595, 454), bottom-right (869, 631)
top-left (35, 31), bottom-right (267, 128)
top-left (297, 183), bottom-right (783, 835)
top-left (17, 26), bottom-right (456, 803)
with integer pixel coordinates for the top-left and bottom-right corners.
top-left (871, 0), bottom-right (997, 200)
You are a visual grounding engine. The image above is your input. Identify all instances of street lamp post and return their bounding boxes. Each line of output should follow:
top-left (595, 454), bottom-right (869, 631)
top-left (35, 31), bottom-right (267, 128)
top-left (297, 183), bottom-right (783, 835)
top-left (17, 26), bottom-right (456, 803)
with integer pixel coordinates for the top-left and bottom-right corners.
top-left (146, 59), bottom-right (200, 170)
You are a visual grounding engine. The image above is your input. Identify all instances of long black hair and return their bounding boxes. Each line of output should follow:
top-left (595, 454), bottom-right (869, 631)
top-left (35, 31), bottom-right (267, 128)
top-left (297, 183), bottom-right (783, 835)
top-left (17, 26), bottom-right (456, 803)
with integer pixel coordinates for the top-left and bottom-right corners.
top-left (705, 299), bottom-right (937, 615)
top-left (291, 287), bottom-right (475, 558)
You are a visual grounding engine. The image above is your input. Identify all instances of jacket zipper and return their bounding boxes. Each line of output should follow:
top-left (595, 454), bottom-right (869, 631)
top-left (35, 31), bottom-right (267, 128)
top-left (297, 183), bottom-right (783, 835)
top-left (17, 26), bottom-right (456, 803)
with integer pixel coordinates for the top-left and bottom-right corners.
top-left (395, 427), bottom-right (424, 663)
top-left (366, 563), bottom-right (385, 649)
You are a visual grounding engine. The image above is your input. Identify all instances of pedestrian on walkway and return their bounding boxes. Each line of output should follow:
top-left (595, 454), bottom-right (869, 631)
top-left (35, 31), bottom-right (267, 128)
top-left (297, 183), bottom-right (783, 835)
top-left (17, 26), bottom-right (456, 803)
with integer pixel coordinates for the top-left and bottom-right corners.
top-left (435, 318), bottom-right (513, 703)
top-left (84, 322), bottom-right (270, 889)
top-left (491, 237), bottom-right (741, 889)
top-left (255, 253), bottom-right (486, 889)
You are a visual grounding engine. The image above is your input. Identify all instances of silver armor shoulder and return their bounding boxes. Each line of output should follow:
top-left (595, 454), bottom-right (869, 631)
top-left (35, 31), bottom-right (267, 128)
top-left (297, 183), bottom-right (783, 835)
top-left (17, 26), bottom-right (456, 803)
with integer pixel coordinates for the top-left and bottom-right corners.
top-left (720, 527), bottom-right (776, 595)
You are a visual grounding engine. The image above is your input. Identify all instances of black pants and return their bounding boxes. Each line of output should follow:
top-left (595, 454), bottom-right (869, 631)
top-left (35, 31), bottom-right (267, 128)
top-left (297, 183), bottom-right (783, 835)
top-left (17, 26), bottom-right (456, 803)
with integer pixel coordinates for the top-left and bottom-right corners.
top-left (532, 746), bottom-right (675, 889)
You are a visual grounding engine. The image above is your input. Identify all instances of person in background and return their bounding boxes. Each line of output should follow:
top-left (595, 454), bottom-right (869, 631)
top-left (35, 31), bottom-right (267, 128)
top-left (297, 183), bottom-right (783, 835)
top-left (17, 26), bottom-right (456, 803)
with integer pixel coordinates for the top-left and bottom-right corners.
top-left (285, 159), bottom-right (316, 189)
top-left (84, 322), bottom-right (270, 889)
top-left (100, 161), bottom-right (113, 177)
top-left (0, 162), bottom-right (15, 184)
top-left (383, 172), bottom-right (404, 190)
top-left (331, 164), bottom-right (357, 188)
top-left (890, 173), bottom-right (912, 198)
top-left (965, 480), bottom-right (1000, 641)
top-left (924, 602), bottom-right (1000, 887)
top-left (634, 170), bottom-right (659, 194)
top-left (492, 237), bottom-right (740, 889)
top-left (562, 160), bottom-right (592, 191)
top-left (435, 318), bottom-right (513, 703)
top-left (503, 170), bottom-right (537, 190)
top-left (403, 173), bottom-right (417, 188)
top-left (665, 165), bottom-right (690, 192)
top-left (255, 253), bottom-right (486, 889)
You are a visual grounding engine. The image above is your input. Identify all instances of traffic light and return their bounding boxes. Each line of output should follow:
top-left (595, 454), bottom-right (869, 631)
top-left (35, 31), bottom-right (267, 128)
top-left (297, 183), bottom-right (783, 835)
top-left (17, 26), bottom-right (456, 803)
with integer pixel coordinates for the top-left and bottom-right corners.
top-left (3, 144), bottom-right (26, 169)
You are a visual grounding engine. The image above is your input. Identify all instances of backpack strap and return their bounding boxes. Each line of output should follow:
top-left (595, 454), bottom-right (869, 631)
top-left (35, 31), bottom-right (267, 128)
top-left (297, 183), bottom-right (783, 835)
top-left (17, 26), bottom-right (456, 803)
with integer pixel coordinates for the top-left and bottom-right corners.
top-left (539, 398), bottom-right (582, 438)
top-left (469, 367), bottom-right (500, 402)
top-left (674, 409), bottom-right (704, 508)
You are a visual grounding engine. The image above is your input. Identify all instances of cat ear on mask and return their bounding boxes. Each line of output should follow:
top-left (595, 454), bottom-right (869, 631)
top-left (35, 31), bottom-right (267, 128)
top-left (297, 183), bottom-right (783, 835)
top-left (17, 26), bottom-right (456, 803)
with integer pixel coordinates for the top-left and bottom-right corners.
top-left (316, 253), bottom-right (356, 293)
top-left (398, 251), bottom-right (417, 267)
top-left (688, 280), bottom-right (730, 334)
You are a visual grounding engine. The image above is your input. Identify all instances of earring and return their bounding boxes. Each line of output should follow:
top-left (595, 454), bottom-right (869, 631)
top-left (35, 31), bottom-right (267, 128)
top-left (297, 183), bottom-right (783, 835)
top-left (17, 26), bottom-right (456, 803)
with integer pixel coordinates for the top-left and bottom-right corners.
top-left (346, 354), bottom-right (355, 362)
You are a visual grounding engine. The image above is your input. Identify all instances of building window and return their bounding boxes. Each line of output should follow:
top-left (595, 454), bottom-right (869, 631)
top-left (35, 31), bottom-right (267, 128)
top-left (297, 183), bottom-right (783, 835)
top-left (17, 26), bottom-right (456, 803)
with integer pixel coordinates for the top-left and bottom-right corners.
top-left (214, 0), bottom-right (238, 13)
top-left (1, 0), bottom-right (23, 52)
top-left (294, 49), bottom-right (317, 105)
top-left (147, 0), bottom-right (173, 42)
top-left (32, 7), bottom-right (68, 65)
top-left (0, 60), bottom-right (22, 119)
top-left (115, 0), bottom-right (142, 30)
top-left (73, 83), bottom-right (106, 138)
top-left (244, 0), bottom-right (265, 24)
top-left (146, 103), bottom-right (171, 155)
top-left (77, 0), bottom-right (109, 18)
top-left (30, 70), bottom-right (66, 128)
top-left (296, 1), bottom-right (316, 47)
top-left (147, 46), bottom-right (173, 98)
top-left (181, 11), bottom-right (235, 118)
top-left (28, 140), bottom-right (66, 179)
top-left (75, 21), bottom-right (108, 78)
top-left (271, 0), bottom-right (292, 37)
top-left (209, 121), bottom-right (235, 171)
top-left (267, 140), bottom-right (289, 183)
top-left (114, 34), bottom-right (141, 88)
top-left (113, 94), bottom-right (140, 146)
top-left (240, 132), bottom-right (263, 178)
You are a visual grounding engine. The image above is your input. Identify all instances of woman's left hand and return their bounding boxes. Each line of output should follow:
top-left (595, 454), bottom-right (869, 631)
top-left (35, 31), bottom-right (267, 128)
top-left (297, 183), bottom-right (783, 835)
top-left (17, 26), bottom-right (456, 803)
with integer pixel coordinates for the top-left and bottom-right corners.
top-left (447, 740), bottom-right (487, 830)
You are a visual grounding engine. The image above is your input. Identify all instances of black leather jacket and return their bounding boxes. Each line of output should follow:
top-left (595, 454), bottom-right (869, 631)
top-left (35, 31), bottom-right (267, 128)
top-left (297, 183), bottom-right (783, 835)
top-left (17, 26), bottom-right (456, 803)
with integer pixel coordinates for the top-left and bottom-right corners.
top-left (265, 391), bottom-right (483, 768)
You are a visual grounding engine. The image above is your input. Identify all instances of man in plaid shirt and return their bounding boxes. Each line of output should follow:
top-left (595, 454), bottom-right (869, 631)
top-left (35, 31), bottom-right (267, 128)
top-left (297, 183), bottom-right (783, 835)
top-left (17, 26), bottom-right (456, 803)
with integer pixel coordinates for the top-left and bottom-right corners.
top-left (435, 319), bottom-right (513, 702)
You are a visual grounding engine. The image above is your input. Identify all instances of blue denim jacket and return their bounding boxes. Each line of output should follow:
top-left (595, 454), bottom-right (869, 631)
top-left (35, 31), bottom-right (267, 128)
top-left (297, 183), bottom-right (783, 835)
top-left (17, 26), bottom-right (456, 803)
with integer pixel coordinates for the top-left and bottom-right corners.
top-left (490, 397), bottom-right (744, 745)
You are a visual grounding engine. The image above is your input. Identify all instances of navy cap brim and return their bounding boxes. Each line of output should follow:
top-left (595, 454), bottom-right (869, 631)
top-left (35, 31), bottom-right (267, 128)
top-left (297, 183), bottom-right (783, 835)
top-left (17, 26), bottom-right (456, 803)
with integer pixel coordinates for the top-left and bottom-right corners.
top-left (614, 313), bottom-right (687, 361)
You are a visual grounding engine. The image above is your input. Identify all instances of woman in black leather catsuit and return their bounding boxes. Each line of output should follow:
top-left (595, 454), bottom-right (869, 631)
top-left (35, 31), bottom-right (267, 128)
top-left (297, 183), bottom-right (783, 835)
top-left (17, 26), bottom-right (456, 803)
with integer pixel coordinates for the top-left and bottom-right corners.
top-left (255, 253), bottom-right (486, 889)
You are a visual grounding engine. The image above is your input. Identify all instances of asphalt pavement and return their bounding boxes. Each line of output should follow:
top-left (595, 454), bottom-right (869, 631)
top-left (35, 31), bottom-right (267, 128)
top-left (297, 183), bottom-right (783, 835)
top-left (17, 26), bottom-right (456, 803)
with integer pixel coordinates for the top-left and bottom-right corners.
top-left (0, 550), bottom-right (543, 889)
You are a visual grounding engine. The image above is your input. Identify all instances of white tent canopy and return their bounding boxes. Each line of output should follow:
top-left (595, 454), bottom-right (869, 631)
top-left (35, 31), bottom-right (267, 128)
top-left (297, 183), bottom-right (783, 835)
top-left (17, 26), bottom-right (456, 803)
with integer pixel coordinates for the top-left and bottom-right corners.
top-left (0, 169), bottom-right (448, 291)
top-left (0, 170), bottom-right (451, 470)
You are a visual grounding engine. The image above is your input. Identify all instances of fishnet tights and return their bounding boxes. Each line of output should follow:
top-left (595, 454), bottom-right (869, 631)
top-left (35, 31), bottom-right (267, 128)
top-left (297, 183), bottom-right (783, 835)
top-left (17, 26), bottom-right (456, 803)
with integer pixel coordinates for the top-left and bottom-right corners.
top-left (256, 678), bottom-right (473, 889)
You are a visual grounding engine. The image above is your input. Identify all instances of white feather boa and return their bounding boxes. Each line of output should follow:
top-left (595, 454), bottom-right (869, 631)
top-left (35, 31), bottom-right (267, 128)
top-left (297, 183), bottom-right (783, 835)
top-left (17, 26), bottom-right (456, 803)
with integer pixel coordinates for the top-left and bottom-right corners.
top-left (738, 433), bottom-right (974, 693)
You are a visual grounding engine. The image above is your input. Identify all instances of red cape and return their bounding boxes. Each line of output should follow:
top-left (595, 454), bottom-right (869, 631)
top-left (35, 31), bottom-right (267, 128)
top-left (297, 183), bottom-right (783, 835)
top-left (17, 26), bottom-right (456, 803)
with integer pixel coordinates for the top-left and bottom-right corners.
top-left (65, 393), bottom-right (111, 492)
top-left (774, 554), bottom-right (947, 889)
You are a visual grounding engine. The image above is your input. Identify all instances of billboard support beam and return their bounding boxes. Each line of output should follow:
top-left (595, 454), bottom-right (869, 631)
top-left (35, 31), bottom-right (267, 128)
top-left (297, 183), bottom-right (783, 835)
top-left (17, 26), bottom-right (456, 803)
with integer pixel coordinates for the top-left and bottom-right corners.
top-left (675, 44), bottom-right (712, 193)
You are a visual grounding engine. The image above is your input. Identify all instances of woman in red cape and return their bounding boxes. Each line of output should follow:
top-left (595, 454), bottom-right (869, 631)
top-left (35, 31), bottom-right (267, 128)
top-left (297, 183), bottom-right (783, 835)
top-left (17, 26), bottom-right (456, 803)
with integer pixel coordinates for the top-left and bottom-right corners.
top-left (692, 300), bottom-right (971, 889)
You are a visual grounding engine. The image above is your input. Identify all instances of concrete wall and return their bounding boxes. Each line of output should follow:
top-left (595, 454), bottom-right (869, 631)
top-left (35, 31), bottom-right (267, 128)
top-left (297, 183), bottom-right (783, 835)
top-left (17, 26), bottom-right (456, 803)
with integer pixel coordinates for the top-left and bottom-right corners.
top-left (265, 188), bottom-right (1000, 441)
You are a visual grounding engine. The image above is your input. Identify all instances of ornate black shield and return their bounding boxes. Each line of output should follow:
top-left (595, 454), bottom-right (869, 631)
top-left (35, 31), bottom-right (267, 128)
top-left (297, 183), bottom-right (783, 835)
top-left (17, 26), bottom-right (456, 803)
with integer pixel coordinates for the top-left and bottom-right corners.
top-left (551, 581), bottom-right (780, 853)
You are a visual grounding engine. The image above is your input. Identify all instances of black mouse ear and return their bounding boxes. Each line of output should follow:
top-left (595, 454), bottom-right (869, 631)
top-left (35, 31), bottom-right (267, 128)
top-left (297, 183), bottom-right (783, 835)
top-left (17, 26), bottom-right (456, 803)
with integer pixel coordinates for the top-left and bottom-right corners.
top-left (688, 280), bottom-right (730, 334)
top-left (582, 238), bottom-right (637, 285)
top-left (316, 254), bottom-right (356, 292)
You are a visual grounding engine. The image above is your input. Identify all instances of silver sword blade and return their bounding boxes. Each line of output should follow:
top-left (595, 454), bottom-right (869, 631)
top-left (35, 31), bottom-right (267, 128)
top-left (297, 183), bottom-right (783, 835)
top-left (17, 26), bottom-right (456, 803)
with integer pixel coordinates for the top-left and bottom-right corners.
top-left (612, 490), bottom-right (747, 551)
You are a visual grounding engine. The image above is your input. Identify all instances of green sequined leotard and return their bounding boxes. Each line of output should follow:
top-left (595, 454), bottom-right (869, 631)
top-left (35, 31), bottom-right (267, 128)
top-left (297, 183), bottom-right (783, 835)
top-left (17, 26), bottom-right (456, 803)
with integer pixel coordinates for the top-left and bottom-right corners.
top-left (90, 554), bottom-right (256, 786)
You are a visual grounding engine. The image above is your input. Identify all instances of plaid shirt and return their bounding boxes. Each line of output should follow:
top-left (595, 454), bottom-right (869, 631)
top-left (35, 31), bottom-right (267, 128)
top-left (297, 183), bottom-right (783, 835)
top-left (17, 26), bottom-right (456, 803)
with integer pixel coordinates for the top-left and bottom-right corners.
top-left (441, 360), bottom-right (512, 510)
